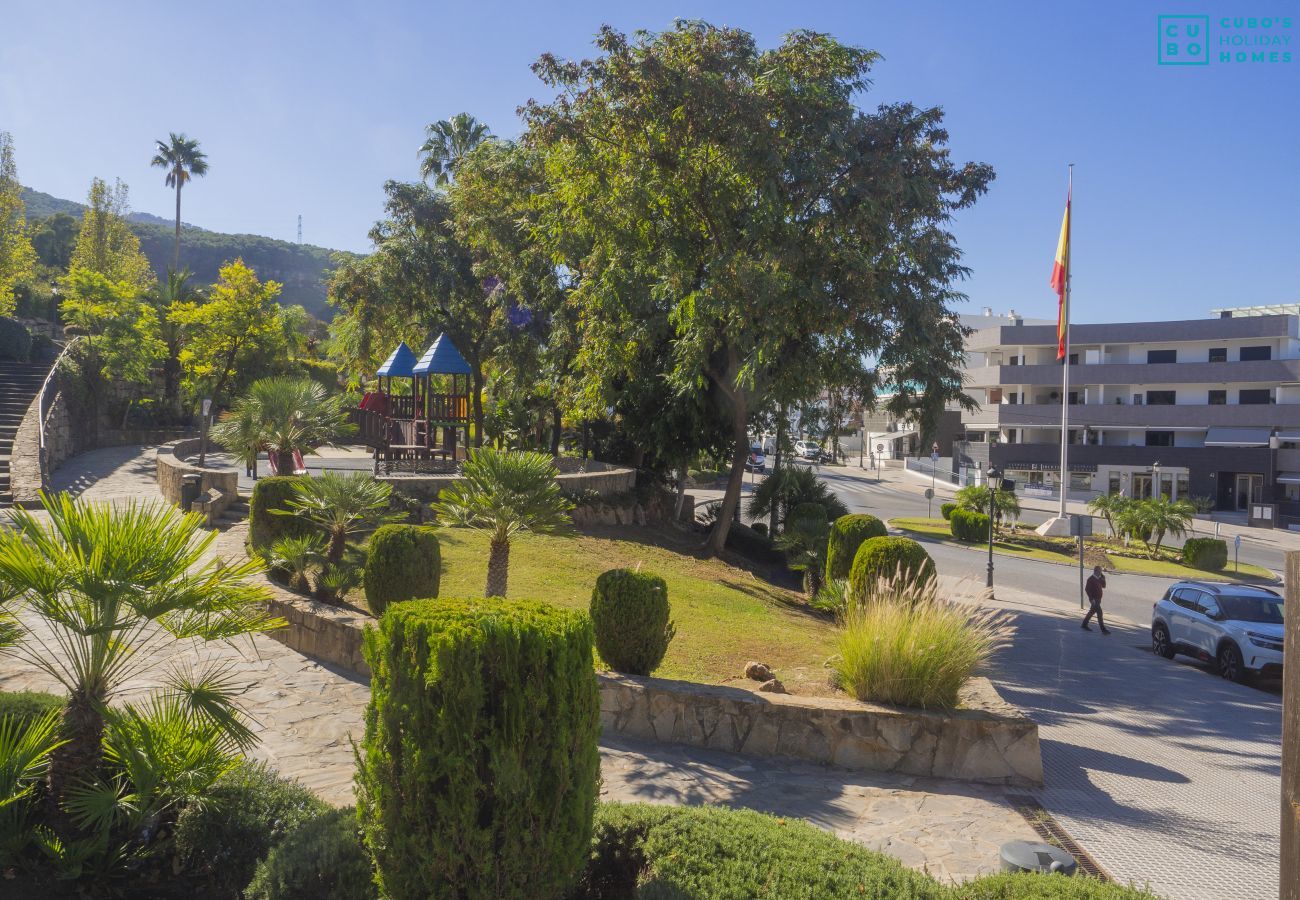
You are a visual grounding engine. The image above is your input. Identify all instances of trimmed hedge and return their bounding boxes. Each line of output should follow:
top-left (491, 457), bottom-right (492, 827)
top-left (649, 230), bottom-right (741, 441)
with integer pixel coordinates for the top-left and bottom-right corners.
top-left (174, 762), bottom-right (329, 896)
top-left (245, 807), bottom-right (376, 900)
top-left (848, 536), bottom-right (936, 597)
top-left (1182, 537), bottom-right (1228, 572)
top-left (824, 514), bottom-right (887, 582)
top-left (250, 476), bottom-right (312, 550)
top-left (0, 690), bottom-right (64, 730)
top-left (591, 569), bottom-right (675, 676)
top-left (950, 507), bottom-right (991, 543)
top-left (940, 502), bottom-right (957, 521)
top-left (363, 525), bottom-right (441, 616)
top-left (356, 598), bottom-right (601, 900)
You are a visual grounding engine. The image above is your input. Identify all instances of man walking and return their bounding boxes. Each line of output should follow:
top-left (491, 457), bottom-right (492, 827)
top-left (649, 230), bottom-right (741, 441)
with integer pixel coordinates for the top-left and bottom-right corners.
top-left (1081, 565), bottom-right (1110, 635)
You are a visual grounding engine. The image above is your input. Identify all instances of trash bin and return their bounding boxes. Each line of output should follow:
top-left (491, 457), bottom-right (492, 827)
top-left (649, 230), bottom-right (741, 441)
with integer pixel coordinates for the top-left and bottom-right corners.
top-left (179, 474), bottom-right (203, 510)
top-left (999, 840), bottom-right (1077, 876)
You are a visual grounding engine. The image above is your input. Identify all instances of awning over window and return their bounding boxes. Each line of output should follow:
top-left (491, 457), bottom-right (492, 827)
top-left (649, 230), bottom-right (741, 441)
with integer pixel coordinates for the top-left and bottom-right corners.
top-left (1277, 472), bottom-right (1300, 484)
top-left (1203, 427), bottom-right (1272, 447)
top-left (1276, 433), bottom-right (1300, 443)
top-left (868, 429), bottom-right (916, 442)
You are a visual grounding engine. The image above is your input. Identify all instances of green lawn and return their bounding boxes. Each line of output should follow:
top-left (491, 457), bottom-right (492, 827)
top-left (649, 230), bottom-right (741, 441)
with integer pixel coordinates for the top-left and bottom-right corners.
top-left (369, 526), bottom-right (840, 696)
top-left (890, 517), bottom-right (1277, 583)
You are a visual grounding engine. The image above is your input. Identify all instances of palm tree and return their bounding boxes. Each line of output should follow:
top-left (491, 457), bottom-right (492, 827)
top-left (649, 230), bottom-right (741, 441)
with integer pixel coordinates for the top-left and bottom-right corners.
top-left (153, 269), bottom-right (199, 421)
top-left (211, 377), bottom-right (352, 476)
top-left (418, 113), bottom-right (490, 185)
top-left (775, 504), bottom-right (830, 596)
top-left (266, 533), bottom-right (326, 593)
top-left (1120, 497), bottom-right (1195, 554)
top-left (0, 493), bottom-right (276, 822)
top-left (955, 484), bottom-right (1021, 529)
top-left (280, 472), bottom-right (398, 565)
top-left (433, 449), bottom-right (573, 597)
top-left (746, 465), bottom-right (849, 532)
top-left (1087, 492), bottom-right (1130, 538)
top-left (150, 133), bottom-right (209, 270)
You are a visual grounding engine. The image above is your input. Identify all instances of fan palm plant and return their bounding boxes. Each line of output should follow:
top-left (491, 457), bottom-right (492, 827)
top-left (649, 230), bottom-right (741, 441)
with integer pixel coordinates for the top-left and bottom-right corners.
top-left (955, 484), bottom-right (1021, 529)
top-left (746, 465), bottom-right (849, 532)
top-left (775, 505), bottom-right (831, 596)
top-left (211, 377), bottom-right (351, 476)
top-left (279, 472), bottom-right (398, 565)
top-left (432, 449), bottom-right (573, 597)
top-left (0, 493), bottom-right (278, 828)
top-left (266, 534), bottom-right (325, 593)
top-left (1118, 497), bottom-right (1196, 553)
top-left (150, 133), bottom-right (208, 270)
top-left (418, 113), bottom-right (491, 184)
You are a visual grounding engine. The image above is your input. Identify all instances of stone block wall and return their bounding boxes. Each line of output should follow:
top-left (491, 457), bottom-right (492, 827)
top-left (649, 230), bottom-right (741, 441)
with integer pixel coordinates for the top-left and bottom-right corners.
top-left (156, 438), bottom-right (239, 523)
top-left (383, 463), bottom-right (636, 505)
top-left (263, 588), bottom-right (371, 677)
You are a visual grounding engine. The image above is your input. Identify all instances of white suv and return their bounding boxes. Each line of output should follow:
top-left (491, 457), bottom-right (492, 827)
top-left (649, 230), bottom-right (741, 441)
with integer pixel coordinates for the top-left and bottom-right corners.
top-left (1150, 582), bottom-right (1284, 683)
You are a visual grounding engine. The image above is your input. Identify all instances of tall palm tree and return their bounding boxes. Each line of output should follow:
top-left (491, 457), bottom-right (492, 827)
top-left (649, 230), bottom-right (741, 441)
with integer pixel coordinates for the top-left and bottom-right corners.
top-left (433, 449), bottom-right (573, 597)
top-left (417, 113), bottom-right (490, 185)
top-left (150, 132), bottom-right (209, 270)
top-left (279, 472), bottom-right (399, 565)
top-left (0, 493), bottom-right (277, 822)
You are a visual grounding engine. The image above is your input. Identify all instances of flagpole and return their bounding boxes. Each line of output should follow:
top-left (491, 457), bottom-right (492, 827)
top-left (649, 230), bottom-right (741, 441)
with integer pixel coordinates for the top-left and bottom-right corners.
top-left (1057, 164), bottom-right (1073, 519)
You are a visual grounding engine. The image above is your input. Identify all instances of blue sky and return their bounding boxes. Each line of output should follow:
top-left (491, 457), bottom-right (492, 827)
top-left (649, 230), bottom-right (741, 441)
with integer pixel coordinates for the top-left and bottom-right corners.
top-left (2, 1), bottom-right (1296, 323)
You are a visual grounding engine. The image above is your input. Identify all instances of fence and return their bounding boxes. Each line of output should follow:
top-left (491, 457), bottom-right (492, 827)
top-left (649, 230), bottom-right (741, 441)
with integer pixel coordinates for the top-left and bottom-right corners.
top-left (904, 456), bottom-right (961, 486)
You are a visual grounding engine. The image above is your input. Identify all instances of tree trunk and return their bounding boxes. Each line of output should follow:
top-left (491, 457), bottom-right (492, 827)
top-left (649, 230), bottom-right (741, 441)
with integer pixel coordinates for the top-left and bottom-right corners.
top-left (770, 404), bottom-right (786, 535)
top-left (674, 463), bottom-right (688, 524)
top-left (486, 538), bottom-right (509, 597)
top-left (708, 391), bottom-right (750, 556)
top-left (328, 528), bottom-right (347, 565)
top-left (173, 180), bottom-right (182, 271)
top-left (471, 369), bottom-right (485, 448)
top-left (47, 690), bottom-right (105, 831)
top-left (550, 406), bottom-right (562, 456)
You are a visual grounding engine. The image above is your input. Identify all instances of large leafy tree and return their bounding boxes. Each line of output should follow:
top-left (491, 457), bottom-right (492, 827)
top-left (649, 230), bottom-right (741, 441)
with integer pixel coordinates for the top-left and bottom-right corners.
top-left (525, 24), bottom-right (992, 553)
top-left (0, 131), bottom-right (37, 317)
top-left (70, 177), bottom-right (155, 292)
top-left (418, 112), bottom-right (491, 185)
top-left (60, 269), bottom-right (167, 404)
top-left (151, 133), bottom-right (209, 271)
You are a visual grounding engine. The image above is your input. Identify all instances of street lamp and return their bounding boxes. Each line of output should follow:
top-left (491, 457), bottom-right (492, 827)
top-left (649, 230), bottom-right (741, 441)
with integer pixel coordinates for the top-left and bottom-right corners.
top-left (1152, 461), bottom-right (1162, 501)
top-left (986, 465), bottom-right (1000, 591)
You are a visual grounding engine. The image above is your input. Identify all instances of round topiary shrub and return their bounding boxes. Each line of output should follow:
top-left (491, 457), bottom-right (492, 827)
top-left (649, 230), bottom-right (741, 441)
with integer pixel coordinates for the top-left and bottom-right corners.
top-left (848, 536), bottom-right (936, 597)
top-left (363, 525), bottom-right (441, 616)
top-left (949, 508), bottom-right (990, 543)
top-left (1182, 537), bottom-right (1228, 572)
top-left (940, 502), bottom-right (957, 521)
top-left (590, 569), bottom-right (675, 676)
top-left (245, 807), bottom-right (377, 900)
top-left (250, 476), bottom-right (313, 550)
top-left (356, 598), bottom-right (601, 900)
top-left (824, 514), bottom-right (887, 582)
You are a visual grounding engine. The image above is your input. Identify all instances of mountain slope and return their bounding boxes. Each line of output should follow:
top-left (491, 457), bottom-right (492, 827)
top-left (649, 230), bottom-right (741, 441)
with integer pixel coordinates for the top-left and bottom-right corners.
top-left (20, 186), bottom-right (351, 318)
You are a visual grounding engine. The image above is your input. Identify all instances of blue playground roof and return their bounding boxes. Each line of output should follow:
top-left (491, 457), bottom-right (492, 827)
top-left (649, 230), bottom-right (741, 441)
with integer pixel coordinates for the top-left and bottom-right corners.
top-left (376, 341), bottom-right (417, 378)
top-left (414, 333), bottom-right (472, 376)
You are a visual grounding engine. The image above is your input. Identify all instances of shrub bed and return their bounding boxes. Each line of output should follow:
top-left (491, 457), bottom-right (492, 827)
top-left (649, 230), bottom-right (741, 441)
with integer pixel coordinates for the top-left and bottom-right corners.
top-left (848, 536), bottom-right (936, 597)
top-left (356, 598), bottom-right (600, 899)
top-left (363, 524), bottom-right (441, 616)
top-left (824, 514), bottom-right (887, 582)
top-left (941, 502), bottom-right (957, 521)
top-left (721, 520), bottom-right (786, 566)
top-left (950, 507), bottom-right (991, 543)
top-left (591, 569), bottom-right (675, 676)
top-left (250, 476), bottom-right (313, 549)
top-left (1181, 537), bottom-right (1227, 572)
top-left (245, 806), bottom-right (376, 900)
top-left (0, 690), bottom-right (64, 730)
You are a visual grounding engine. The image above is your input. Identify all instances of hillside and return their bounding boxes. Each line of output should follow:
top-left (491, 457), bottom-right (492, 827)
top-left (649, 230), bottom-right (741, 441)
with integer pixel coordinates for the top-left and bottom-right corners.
top-left (20, 187), bottom-right (351, 318)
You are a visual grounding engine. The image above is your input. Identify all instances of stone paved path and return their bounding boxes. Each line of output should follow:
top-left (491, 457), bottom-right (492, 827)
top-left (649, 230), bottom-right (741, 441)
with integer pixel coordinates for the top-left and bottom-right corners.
top-left (0, 446), bottom-right (1040, 884)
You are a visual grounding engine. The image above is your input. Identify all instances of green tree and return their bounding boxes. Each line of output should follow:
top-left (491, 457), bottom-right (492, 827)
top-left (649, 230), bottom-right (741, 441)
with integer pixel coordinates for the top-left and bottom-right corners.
top-left (776, 504), bottom-right (831, 596)
top-left (1118, 497), bottom-right (1196, 554)
top-left (0, 131), bottom-right (37, 317)
top-left (211, 376), bottom-right (351, 475)
top-left (279, 472), bottom-right (397, 565)
top-left (418, 112), bottom-right (491, 185)
top-left (0, 493), bottom-right (277, 829)
top-left (30, 212), bottom-right (79, 270)
top-left (151, 133), bottom-right (209, 271)
top-left (747, 465), bottom-right (849, 531)
top-left (1087, 492), bottom-right (1130, 538)
top-left (432, 448), bottom-right (573, 597)
top-left (955, 483), bottom-right (1020, 529)
top-left (70, 177), bottom-right (155, 292)
top-left (525, 24), bottom-right (992, 554)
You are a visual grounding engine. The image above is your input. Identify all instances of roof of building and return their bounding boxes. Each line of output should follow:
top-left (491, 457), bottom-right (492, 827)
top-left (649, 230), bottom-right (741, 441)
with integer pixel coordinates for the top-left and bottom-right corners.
top-left (376, 341), bottom-right (417, 378)
top-left (414, 333), bottom-right (472, 376)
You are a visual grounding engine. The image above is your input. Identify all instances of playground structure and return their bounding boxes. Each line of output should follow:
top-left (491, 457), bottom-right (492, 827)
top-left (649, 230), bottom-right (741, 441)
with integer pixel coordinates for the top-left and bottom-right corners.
top-left (351, 334), bottom-right (472, 473)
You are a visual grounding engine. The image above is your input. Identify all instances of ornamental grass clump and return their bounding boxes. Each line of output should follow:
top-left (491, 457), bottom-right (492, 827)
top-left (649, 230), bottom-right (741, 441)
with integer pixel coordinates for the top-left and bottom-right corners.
top-left (833, 575), bottom-right (1011, 710)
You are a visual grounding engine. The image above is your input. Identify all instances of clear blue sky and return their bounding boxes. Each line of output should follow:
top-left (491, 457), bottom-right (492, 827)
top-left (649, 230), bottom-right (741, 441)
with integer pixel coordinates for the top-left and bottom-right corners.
top-left (2, 0), bottom-right (1295, 323)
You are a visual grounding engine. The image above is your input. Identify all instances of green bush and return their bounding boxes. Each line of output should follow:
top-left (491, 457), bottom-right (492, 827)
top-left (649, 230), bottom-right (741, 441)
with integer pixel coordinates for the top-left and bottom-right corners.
top-left (750, 521), bottom-right (768, 536)
top-left (363, 525), bottom-right (441, 616)
top-left (356, 598), bottom-right (601, 900)
top-left (0, 317), bottom-right (32, 361)
top-left (949, 507), bottom-right (991, 543)
top-left (824, 514), bottom-right (887, 581)
top-left (0, 690), bottom-right (64, 731)
top-left (250, 476), bottom-right (313, 549)
top-left (174, 761), bottom-right (328, 896)
top-left (958, 871), bottom-right (1159, 898)
top-left (591, 569), bottom-right (675, 676)
top-left (848, 536), bottom-right (936, 598)
top-left (245, 807), bottom-right (376, 900)
top-left (721, 521), bottom-right (785, 565)
top-left (1182, 537), bottom-right (1228, 572)
top-left (940, 502), bottom-right (957, 521)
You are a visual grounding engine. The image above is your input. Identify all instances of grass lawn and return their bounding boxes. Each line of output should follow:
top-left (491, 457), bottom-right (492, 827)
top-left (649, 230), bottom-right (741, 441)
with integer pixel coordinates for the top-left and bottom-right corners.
top-left (368, 526), bottom-right (840, 696)
top-left (890, 517), bottom-right (1277, 583)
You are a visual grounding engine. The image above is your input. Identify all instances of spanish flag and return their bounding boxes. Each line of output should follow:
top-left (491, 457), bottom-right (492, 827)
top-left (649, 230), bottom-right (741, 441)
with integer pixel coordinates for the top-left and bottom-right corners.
top-left (1050, 187), bottom-right (1071, 360)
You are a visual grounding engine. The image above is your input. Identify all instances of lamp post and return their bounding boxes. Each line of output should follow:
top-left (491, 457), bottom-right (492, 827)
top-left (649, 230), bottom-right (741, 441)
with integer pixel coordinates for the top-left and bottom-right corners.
top-left (986, 465), bottom-right (1000, 591)
top-left (1152, 461), bottom-right (1162, 501)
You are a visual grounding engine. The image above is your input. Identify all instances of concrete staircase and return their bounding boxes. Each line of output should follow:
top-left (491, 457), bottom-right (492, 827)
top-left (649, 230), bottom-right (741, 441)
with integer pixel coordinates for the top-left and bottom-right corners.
top-left (0, 361), bottom-right (50, 508)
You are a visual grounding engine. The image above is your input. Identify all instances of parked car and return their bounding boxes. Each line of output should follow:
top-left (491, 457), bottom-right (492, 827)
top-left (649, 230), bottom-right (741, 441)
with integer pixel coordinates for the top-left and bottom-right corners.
top-left (793, 440), bottom-right (830, 462)
top-left (745, 445), bottom-right (766, 473)
top-left (1150, 581), bottom-right (1284, 683)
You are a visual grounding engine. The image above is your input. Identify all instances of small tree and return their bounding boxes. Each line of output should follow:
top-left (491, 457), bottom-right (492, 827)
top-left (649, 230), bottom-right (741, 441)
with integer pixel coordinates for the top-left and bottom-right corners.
top-left (1087, 492), bottom-right (1129, 538)
top-left (432, 449), bottom-right (573, 597)
top-left (776, 503), bottom-right (831, 596)
top-left (279, 472), bottom-right (398, 565)
top-left (1119, 497), bottom-right (1195, 554)
top-left (955, 484), bottom-right (1020, 530)
top-left (746, 466), bottom-right (848, 532)
top-left (212, 377), bottom-right (352, 475)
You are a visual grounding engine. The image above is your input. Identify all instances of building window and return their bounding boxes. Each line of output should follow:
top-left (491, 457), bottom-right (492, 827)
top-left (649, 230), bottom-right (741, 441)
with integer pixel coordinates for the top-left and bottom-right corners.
top-left (1208, 390), bottom-right (1227, 405)
top-left (1239, 389), bottom-right (1271, 405)
top-left (1209, 347), bottom-right (1227, 363)
top-left (1145, 431), bottom-right (1175, 447)
top-left (1177, 473), bottom-right (1189, 499)
top-left (988, 388), bottom-right (1002, 404)
top-left (1109, 472), bottom-right (1122, 495)
top-left (1067, 391), bottom-right (1079, 405)
top-left (1007, 392), bottom-right (1018, 404)
top-left (1145, 391), bottom-right (1176, 405)
top-left (1008, 355), bottom-right (1020, 366)
top-left (1068, 353), bottom-right (1079, 365)
top-left (965, 431), bottom-right (985, 443)
top-left (1147, 349), bottom-right (1177, 364)
top-left (1240, 345), bottom-right (1271, 361)
top-left (1286, 483), bottom-right (1300, 502)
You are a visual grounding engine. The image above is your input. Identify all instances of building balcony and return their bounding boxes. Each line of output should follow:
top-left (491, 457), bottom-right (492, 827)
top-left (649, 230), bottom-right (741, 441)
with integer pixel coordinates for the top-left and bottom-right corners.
top-left (966, 315), bottom-right (1296, 351)
top-left (962, 402), bottom-right (1300, 430)
top-left (963, 358), bottom-right (1300, 389)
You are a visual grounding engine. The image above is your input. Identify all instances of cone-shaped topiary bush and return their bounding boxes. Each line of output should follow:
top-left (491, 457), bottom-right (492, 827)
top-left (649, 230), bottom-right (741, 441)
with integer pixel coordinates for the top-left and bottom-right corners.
top-left (824, 514), bottom-right (887, 582)
top-left (590, 569), bottom-right (675, 676)
top-left (250, 476), bottom-right (312, 549)
top-left (363, 525), bottom-right (441, 616)
top-left (848, 536), bottom-right (936, 599)
top-left (356, 598), bottom-right (600, 900)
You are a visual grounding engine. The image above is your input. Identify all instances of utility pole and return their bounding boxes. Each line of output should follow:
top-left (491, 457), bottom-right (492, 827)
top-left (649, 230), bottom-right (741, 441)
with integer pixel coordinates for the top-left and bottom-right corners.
top-left (1283, 551), bottom-right (1300, 900)
top-left (297, 214), bottom-right (303, 244)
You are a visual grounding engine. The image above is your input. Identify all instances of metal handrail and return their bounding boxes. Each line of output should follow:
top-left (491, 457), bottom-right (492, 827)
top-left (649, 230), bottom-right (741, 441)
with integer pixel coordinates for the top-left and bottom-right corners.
top-left (36, 338), bottom-right (78, 456)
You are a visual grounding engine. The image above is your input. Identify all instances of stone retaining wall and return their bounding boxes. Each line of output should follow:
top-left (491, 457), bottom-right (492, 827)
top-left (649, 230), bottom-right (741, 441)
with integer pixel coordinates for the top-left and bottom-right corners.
top-left (383, 462), bottom-right (636, 504)
top-left (258, 592), bottom-right (1041, 786)
top-left (156, 438), bottom-right (239, 523)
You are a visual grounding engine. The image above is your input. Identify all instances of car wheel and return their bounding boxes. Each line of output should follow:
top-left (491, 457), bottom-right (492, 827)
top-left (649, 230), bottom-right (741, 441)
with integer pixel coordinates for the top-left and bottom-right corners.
top-left (1151, 623), bottom-right (1176, 659)
top-left (1217, 642), bottom-right (1246, 683)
